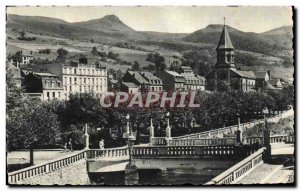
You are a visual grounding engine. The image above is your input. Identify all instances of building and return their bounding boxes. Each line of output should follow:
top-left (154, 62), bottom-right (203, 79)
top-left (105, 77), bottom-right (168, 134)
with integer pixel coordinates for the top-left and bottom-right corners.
top-left (158, 70), bottom-right (185, 91)
top-left (108, 74), bottom-right (119, 91)
top-left (179, 66), bottom-right (206, 91)
top-left (21, 50), bottom-right (34, 65)
top-left (32, 59), bottom-right (107, 99)
top-left (254, 71), bottom-right (271, 90)
top-left (24, 72), bottom-right (64, 100)
top-left (6, 60), bottom-right (22, 88)
top-left (121, 71), bottom-right (148, 92)
top-left (140, 71), bottom-right (163, 92)
top-left (268, 78), bottom-right (283, 90)
top-left (120, 82), bottom-right (139, 94)
top-left (206, 23), bottom-right (256, 92)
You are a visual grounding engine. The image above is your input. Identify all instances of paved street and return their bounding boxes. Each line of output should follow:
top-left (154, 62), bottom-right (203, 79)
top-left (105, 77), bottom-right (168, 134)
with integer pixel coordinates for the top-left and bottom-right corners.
top-left (7, 150), bottom-right (81, 165)
top-left (237, 144), bottom-right (294, 184)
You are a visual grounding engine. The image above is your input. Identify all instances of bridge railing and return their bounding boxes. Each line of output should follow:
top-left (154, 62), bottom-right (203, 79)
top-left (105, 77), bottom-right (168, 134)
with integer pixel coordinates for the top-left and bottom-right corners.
top-left (132, 145), bottom-right (256, 158)
top-left (151, 137), bottom-right (167, 145)
top-left (87, 147), bottom-right (129, 159)
top-left (243, 134), bottom-right (295, 145)
top-left (8, 150), bottom-right (86, 184)
top-left (205, 147), bottom-right (265, 185)
top-left (168, 137), bottom-right (237, 146)
top-left (173, 108), bottom-right (293, 140)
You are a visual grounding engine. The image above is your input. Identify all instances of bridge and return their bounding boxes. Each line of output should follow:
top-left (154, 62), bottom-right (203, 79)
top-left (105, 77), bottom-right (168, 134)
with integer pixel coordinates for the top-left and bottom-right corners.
top-left (7, 107), bottom-right (294, 185)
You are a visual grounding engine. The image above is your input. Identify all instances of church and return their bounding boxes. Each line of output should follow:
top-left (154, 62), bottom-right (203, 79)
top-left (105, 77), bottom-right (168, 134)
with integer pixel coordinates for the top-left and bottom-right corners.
top-left (206, 22), bottom-right (257, 92)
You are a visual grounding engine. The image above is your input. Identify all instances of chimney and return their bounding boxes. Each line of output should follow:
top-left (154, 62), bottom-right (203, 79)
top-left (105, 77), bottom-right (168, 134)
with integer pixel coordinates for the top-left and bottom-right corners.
top-left (267, 70), bottom-right (271, 79)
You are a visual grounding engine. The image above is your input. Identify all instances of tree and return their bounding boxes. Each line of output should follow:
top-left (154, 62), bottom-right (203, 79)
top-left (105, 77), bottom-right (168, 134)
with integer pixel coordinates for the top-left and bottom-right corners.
top-left (57, 48), bottom-right (68, 57)
top-left (146, 52), bottom-right (166, 71)
top-left (7, 104), bottom-right (60, 165)
top-left (91, 46), bottom-right (98, 55)
top-left (132, 61), bottom-right (140, 71)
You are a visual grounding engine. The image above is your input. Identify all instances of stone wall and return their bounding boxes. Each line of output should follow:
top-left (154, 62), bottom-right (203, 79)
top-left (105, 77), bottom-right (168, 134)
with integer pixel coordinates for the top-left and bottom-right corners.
top-left (13, 159), bottom-right (90, 185)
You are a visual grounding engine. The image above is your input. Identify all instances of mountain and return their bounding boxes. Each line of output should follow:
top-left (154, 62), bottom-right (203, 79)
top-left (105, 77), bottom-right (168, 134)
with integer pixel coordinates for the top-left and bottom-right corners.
top-left (74, 15), bottom-right (135, 32)
top-left (261, 25), bottom-right (293, 36)
top-left (183, 24), bottom-right (293, 57)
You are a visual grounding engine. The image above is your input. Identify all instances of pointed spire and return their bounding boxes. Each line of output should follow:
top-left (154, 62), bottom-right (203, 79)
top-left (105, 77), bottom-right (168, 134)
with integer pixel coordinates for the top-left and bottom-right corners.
top-left (217, 18), bottom-right (234, 50)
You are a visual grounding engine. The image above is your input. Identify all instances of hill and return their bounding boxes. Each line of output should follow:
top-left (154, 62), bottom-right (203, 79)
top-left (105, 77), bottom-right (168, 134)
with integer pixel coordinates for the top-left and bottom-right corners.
top-left (183, 24), bottom-right (293, 58)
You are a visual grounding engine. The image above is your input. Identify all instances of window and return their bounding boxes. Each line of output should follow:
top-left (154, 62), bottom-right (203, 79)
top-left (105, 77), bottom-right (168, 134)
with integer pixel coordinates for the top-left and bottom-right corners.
top-left (79, 69), bottom-right (81, 74)
top-left (88, 69), bottom-right (90, 75)
top-left (92, 78), bottom-right (94, 85)
top-left (47, 92), bottom-right (50, 98)
top-left (70, 86), bottom-right (72, 91)
top-left (83, 69), bottom-right (86, 75)
top-left (57, 82), bottom-right (61, 87)
top-left (74, 77), bottom-right (77, 84)
top-left (84, 78), bottom-right (86, 84)
top-left (58, 92), bottom-right (61, 98)
top-left (52, 92), bottom-right (55, 98)
top-left (64, 77), bottom-right (67, 84)
top-left (74, 68), bottom-right (77, 74)
top-left (64, 85), bottom-right (67, 91)
top-left (227, 54), bottom-right (231, 62)
top-left (69, 77), bottom-right (72, 84)
top-left (80, 86), bottom-right (82, 91)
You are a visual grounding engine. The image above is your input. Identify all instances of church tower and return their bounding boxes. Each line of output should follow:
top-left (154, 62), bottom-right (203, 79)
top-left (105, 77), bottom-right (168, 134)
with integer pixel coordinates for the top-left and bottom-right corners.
top-left (216, 18), bottom-right (235, 69)
top-left (214, 18), bottom-right (235, 91)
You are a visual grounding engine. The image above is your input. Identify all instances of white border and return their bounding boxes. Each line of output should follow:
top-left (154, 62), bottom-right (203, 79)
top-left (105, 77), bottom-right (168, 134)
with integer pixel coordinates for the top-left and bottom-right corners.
top-left (0, 0), bottom-right (298, 191)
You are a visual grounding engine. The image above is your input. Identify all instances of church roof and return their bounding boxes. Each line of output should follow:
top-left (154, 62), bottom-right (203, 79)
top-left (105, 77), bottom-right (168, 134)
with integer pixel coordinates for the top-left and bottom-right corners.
top-left (217, 25), bottom-right (234, 50)
top-left (230, 69), bottom-right (256, 79)
top-left (254, 71), bottom-right (267, 79)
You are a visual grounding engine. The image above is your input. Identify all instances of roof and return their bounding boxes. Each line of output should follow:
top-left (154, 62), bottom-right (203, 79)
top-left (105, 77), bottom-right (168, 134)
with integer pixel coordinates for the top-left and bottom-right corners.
top-left (254, 71), bottom-right (267, 79)
top-left (164, 70), bottom-right (182, 77)
top-left (22, 50), bottom-right (34, 57)
top-left (33, 72), bottom-right (58, 77)
top-left (140, 72), bottom-right (163, 85)
top-left (268, 79), bottom-right (283, 88)
top-left (217, 25), bottom-right (234, 50)
top-left (127, 71), bottom-right (149, 84)
top-left (122, 82), bottom-right (139, 88)
top-left (262, 81), bottom-right (276, 90)
top-left (230, 69), bottom-right (256, 79)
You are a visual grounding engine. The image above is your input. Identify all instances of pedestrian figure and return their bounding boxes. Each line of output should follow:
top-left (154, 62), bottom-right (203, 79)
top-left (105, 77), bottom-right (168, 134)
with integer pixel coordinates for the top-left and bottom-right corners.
top-left (99, 139), bottom-right (104, 149)
top-left (69, 138), bottom-right (73, 152)
top-left (64, 142), bottom-right (68, 152)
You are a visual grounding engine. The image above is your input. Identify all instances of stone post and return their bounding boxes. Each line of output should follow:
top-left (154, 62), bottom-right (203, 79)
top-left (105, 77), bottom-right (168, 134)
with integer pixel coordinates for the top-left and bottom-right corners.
top-left (236, 118), bottom-right (242, 145)
top-left (165, 112), bottom-right (171, 145)
top-left (84, 124), bottom-right (89, 150)
top-left (126, 114), bottom-right (130, 138)
top-left (149, 118), bottom-right (155, 145)
top-left (263, 115), bottom-right (271, 160)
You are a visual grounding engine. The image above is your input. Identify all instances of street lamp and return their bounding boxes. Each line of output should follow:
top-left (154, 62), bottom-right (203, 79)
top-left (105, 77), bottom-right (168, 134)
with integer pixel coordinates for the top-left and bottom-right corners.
top-left (84, 124), bottom-right (89, 150)
top-left (125, 114), bottom-right (135, 164)
top-left (165, 111), bottom-right (171, 145)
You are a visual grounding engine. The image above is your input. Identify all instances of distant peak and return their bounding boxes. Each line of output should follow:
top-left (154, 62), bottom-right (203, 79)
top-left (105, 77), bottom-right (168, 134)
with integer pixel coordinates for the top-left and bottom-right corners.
top-left (102, 15), bottom-right (121, 22)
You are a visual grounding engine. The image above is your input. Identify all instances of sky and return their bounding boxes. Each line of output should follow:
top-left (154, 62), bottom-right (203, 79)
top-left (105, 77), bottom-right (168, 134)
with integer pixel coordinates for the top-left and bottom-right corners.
top-left (6, 6), bottom-right (293, 33)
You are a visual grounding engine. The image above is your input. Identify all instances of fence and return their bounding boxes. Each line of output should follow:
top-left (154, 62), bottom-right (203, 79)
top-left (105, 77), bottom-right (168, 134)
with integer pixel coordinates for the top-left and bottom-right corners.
top-left (8, 150), bottom-right (86, 184)
top-left (87, 147), bottom-right (129, 159)
top-left (132, 145), bottom-right (256, 158)
top-left (205, 147), bottom-right (265, 185)
top-left (173, 108), bottom-right (294, 140)
top-left (243, 134), bottom-right (295, 145)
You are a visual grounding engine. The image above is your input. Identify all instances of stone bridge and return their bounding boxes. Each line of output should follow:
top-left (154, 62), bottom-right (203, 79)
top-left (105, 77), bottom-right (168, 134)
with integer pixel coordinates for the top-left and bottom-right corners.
top-left (7, 108), bottom-right (294, 185)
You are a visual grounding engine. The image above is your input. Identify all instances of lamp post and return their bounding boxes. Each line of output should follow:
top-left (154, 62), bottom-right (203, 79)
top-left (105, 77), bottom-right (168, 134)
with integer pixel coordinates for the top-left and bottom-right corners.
top-left (84, 124), bottom-right (89, 150)
top-left (165, 111), bottom-right (171, 145)
top-left (149, 118), bottom-right (155, 145)
top-left (125, 114), bottom-right (135, 164)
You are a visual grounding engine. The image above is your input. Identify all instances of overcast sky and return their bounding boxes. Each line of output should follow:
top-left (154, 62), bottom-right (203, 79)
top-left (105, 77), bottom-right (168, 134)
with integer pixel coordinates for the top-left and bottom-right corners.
top-left (7, 6), bottom-right (293, 33)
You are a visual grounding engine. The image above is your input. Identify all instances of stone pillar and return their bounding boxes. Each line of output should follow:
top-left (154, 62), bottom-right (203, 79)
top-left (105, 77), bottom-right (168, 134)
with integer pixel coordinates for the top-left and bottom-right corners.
top-left (165, 116), bottom-right (171, 145)
top-left (149, 118), bottom-right (155, 145)
top-left (126, 121), bottom-right (130, 138)
top-left (84, 124), bottom-right (89, 149)
top-left (263, 116), bottom-right (271, 160)
top-left (236, 118), bottom-right (242, 145)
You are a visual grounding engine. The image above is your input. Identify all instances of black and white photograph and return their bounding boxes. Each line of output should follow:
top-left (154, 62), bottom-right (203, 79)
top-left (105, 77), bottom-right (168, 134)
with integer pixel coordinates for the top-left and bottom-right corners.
top-left (5, 5), bottom-right (295, 186)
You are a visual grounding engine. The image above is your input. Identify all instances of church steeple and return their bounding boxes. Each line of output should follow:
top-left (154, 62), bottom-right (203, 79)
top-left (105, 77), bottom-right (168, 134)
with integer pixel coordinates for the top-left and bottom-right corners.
top-left (216, 17), bottom-right (235, 69)
top-left (217, 17), bottom-right (234, 50)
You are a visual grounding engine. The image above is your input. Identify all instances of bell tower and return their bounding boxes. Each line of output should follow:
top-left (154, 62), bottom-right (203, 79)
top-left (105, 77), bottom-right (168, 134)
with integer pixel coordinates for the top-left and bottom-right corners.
top-left (214, 17), bottom-right (235, 92)
top-left (216, 17), bottom-right (235, 69)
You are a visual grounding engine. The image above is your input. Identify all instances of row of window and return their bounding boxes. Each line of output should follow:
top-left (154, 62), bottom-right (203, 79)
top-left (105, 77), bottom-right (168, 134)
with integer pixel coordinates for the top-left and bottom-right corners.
top-left (63, 76), bottom-right (107, 85)
top-left (64, 85), bottom-right (106, 92)
top-left (185, 79), bottom-right (205, 84)
top-left (45, 81), bottom-right (61, 88)
top-left (46, 91), bottom-right (62, 99)
top-left (63, 67), bottom-right (107, 76)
